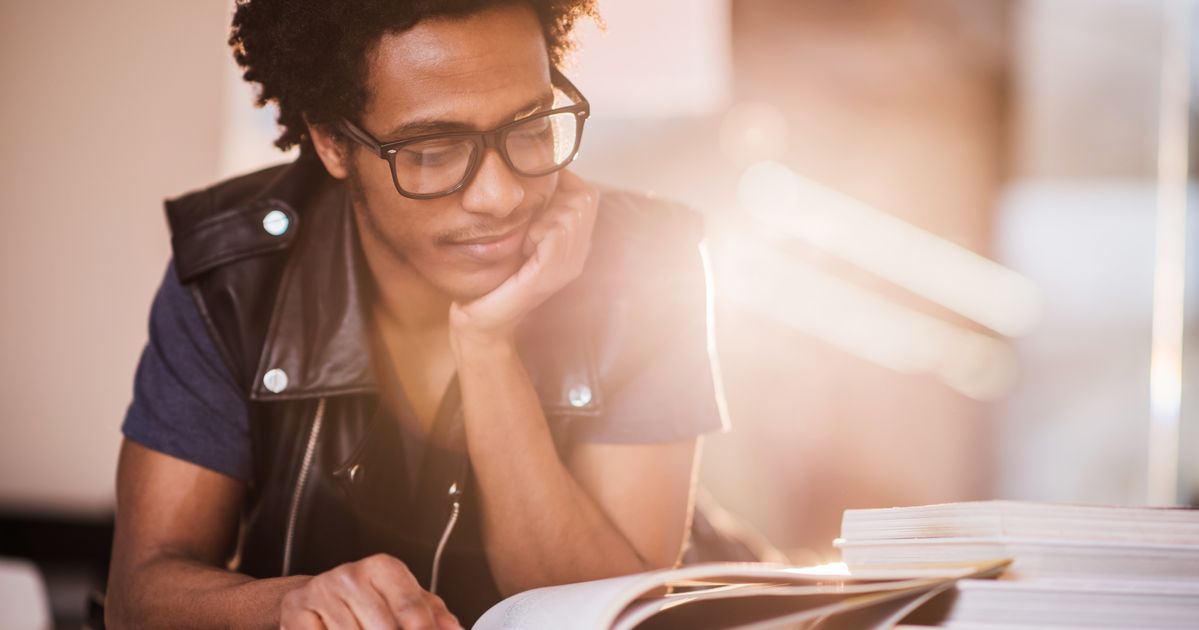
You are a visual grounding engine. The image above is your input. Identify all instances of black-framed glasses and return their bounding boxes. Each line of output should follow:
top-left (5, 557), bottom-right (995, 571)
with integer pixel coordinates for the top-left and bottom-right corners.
top-left (339, 70), bottom-right (590, 199)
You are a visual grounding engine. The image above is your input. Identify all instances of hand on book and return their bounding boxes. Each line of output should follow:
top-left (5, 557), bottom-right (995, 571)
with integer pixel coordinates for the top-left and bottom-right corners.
top-left (279, 554), bottom-right (462, 630)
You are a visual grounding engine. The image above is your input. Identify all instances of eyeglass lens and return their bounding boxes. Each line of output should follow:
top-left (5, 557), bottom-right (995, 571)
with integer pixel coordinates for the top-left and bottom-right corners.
top-left (392, 110), bottom-right (580, 196)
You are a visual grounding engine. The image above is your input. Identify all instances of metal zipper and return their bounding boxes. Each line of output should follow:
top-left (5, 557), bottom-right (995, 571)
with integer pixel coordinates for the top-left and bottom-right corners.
top-left (281, 397), bottom-right (327, 577)
top-left (428, 481), bottom-right (463, 595)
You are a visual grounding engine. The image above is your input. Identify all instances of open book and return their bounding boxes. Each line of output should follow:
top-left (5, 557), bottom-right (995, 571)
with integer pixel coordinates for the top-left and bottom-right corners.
top-left (472, 560), bottom-right (1009, 630)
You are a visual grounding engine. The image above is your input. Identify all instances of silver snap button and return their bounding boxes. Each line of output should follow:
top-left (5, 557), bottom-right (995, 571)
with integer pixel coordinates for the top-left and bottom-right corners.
top-left (263, 368), bottom-right (289, 393)
top-left (262, 209), bottom-right (289, 236)
top-left (568, 384), bottom-right (592, 408)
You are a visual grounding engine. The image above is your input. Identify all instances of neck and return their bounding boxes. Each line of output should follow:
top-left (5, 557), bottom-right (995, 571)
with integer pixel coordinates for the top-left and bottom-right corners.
top-left (370, 255), bottom-right (453, 334)
top-left (350, 191), bottom-right (452, 333)
top-left (359, 239), bottom-right (451, 335)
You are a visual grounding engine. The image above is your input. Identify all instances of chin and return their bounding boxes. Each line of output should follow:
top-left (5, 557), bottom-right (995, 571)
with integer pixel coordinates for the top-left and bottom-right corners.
top-left (436, 258), bottom-right (523, 302)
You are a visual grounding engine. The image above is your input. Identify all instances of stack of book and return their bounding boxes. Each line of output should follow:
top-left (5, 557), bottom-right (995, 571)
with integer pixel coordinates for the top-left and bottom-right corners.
top-left (836, 501), bottom-right (1199, 629)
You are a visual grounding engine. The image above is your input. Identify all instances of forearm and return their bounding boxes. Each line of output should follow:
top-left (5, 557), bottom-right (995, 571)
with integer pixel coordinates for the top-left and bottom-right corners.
top-left (106, 553), bottom-right (309, 629)
top-left (454, 339), bottom-right (652, 594)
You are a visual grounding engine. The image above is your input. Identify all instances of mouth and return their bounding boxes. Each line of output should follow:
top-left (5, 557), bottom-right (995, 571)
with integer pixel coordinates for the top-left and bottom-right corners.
top-left (446, 223), bottom-right (528, 265)
top-left (453, 225), bottom-right (524, 245)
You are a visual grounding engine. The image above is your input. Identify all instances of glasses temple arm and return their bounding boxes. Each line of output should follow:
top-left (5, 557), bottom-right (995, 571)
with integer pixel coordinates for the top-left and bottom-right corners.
top-left (338, 119), bottom-right (387, 157)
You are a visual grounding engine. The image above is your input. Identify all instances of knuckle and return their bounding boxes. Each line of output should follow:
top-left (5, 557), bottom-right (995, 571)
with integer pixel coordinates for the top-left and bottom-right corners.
top-left (334, 567), bottom-right (360, 589)
top-left (300, 575), bottom-right (323, 594)
top-left (362, 553), bottom-right (394, 570)
top-left (380, 554), bottom-right (412, 575)
top-left (394, 590), bottom-right (426, 610)
top-left (279, 587), bottom-right (322, 626)
top-left (280, 589), bottom-right (302, 612)
top-left (307, 576), bottom-right (334, 600)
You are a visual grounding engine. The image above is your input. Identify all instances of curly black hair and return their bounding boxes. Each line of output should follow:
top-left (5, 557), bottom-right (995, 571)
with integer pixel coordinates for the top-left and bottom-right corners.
top-left (229, 0), bottom-right (600, 151)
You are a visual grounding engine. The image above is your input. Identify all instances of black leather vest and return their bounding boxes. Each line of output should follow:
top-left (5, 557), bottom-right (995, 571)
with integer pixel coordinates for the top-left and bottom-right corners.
top-left (164, 151), bottom-right (714, 623)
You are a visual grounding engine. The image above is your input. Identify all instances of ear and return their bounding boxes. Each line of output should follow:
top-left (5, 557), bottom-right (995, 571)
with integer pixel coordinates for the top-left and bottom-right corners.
top-left (306, 118), bottom-right (350, 180)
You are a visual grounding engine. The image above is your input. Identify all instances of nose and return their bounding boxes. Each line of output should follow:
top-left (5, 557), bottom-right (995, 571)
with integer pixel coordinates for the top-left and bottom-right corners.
top-left (460, 147), bottom-right (524, 218)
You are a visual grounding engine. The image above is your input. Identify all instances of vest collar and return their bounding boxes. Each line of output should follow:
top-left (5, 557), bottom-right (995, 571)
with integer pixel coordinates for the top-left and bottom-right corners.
top-left (246, 168), bottom-right (604, 419)
top-left (250, 182), bottom-right (378, 401)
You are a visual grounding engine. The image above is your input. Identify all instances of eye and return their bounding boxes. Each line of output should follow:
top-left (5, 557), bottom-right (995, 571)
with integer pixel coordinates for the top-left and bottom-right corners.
top-left (513, 115), bottom-right (552, 136)
top-left (396, 138), bottom-right (472, 168)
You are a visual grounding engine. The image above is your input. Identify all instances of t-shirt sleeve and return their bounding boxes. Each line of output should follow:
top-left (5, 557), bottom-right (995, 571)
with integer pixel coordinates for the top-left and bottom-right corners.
top-left (573, 242), bottom-right (731, 444)
top-left (121, 261), bottom-right (252, 482)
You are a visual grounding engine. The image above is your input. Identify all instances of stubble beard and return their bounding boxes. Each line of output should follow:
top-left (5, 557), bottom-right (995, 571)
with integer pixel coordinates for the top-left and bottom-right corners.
top-left (345, 165), bottom-right (502, 304)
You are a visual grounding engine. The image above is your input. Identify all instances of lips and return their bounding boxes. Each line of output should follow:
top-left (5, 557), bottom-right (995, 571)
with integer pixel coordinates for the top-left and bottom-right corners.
top-left (447, 224), bottom-right (527, 265)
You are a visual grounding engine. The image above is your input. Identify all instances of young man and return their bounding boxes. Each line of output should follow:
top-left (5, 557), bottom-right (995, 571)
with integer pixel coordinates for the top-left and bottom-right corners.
top-left (106, 1), bottom-right (728, 627)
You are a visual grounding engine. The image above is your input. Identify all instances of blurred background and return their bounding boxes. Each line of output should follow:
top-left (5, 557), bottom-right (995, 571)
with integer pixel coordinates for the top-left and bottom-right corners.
top-left (1, 0), bottom-right (1197, 626)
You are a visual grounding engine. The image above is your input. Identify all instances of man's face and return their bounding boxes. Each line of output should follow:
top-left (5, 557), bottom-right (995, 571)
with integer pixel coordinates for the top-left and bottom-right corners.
top-left (346, 4), bottom-right (559, 301)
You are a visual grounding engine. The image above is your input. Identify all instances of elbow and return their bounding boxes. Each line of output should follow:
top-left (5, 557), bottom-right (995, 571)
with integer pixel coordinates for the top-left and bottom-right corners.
top-left (104, 603), bottom-right (129, 630)
top-left (103, 578), bottom-right (135, 630)
top-left (104, 554), bottom-right (157, 628)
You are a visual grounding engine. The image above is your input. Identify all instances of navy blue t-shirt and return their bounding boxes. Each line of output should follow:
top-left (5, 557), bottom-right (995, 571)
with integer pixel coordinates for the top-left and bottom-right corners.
top-left (123, 260), bottom-right (729, 483)
top-left (123, 262), bottom-right (253, 481)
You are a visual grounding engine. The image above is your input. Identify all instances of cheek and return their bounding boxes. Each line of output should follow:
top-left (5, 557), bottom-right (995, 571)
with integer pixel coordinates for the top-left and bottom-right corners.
top-left (525, 173), bottom-right (558, 214)
top-left (351, 165), bottom-right (442, 256)
top-left (366, 199), bottom-right (442, 260)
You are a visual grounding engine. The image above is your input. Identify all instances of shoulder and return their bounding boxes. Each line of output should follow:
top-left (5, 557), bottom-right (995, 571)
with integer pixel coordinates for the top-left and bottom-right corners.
top-left (545, 187), bottom-right (728, 441)
top-left (161, 153), bottom-right (336, 387)
top-left (593, 187), bottom-right (705, 241)
top-left (123, 261), bottom-right (254, 481)
top-left (569, 186), bottom-right (714, 388)
top-left (166, 154), bottom-right (328, 285)
top-left (574, 187), bottom-right (710, 316)
top-left (587, 187), bottom-right (707, 279)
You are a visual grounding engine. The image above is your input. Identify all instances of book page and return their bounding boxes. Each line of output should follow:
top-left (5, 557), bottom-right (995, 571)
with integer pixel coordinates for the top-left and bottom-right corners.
top-left (621, 580), bottom-right (955, 630)
top-left (472, 561), bottom-right (893, 629)
top-left (613, 577), bottom-right (951, 630)
top-left (472, 563), bottom-right (788, 630)
top-left (473, 560), bottom-right (1008, 630)
top-left (471, 572), bottom-right (665, 630)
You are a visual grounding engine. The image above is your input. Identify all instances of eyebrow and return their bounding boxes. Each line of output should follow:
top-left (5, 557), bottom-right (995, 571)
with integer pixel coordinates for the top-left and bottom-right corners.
top-left (380, 91), bottom-right (555, 141)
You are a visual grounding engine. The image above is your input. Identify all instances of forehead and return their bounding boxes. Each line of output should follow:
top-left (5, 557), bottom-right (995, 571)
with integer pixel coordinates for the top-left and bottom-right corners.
top-left (362, 4), bottom-right (552, 132)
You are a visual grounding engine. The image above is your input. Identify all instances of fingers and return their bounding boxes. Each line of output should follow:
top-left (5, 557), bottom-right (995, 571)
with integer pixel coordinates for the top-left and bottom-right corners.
top-left (363, 554), bottom-right (443, 630)
top-left (555, 172), bottom-right (598, 272)
top-left (511, 174), bottom-right (590, 295)
top-left (280, 608), bottom-right (324, 630)
top-left (479, 225), bottom-right (561, 311)
top-left (449, 172), bottom-right (599, 338)
top-left (279, 554), bottom-right (462, 630)
top-left (334, 564), bottom-right (395, 630)
top-left (525, 169), bottom-right (597, 251)
top-left (316, 597), bottom-right (360, 630)
top-left (530, 173), bottom-right (596, 275)
top-left (423, 592), bottom-right (462, 630)
top-left (555, 167), bottom-right (590, 194)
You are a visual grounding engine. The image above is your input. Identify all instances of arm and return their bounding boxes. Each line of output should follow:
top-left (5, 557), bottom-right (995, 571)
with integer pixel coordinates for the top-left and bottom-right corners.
top-left (106, 440), bottom-right (460, 629)
top-left (449, 170), bottom-right (703, 595)
top-left (453, 339), bottom-right (700, 595)
top-left (106, 439), bottom-right (305, 628)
